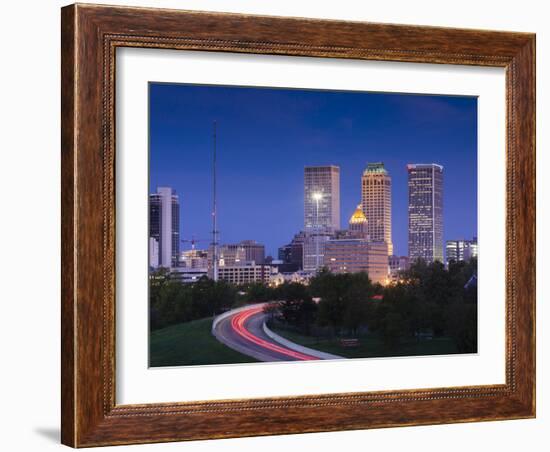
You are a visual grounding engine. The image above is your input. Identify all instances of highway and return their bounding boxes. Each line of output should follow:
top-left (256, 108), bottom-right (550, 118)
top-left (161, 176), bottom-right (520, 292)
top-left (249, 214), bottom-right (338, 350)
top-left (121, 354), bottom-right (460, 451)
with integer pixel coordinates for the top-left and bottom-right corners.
top-left (212, 304), bottom-right (321, 362)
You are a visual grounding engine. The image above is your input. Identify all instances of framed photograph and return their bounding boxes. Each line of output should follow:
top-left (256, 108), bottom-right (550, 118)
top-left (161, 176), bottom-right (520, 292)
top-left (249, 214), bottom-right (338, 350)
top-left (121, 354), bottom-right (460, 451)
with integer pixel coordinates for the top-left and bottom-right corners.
top-left (61, 3), bottom-right (536, 447)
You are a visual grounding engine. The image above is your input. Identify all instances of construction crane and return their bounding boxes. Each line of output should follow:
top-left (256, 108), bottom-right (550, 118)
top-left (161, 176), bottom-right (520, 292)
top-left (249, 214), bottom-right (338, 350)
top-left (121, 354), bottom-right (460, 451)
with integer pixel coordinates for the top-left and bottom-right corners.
top-left (180, 237), bottom-right (208, 251)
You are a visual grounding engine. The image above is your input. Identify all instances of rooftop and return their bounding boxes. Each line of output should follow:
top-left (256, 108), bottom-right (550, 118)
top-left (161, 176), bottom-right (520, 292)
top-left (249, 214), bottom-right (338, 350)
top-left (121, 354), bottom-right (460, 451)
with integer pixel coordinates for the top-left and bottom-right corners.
top-left (407, 163), bottom-right (444, 171)
top-left (349, 204), bottom-right (367, 224)
top-left (363, 162), bottom-right (388, 175)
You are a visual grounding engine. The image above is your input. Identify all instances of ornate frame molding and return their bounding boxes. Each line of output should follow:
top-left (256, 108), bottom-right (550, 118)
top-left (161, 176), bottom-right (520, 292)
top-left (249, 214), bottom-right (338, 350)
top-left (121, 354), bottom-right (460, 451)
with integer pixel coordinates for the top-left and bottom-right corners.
top-left (61, 4), bottom-right (535, 447)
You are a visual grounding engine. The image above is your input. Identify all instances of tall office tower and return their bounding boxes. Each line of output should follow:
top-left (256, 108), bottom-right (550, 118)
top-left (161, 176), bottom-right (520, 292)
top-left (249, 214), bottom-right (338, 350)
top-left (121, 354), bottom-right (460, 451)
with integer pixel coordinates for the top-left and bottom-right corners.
top-left (149, 186), bottom-right (180, 268)
top-left (304, 166), bottom-right (340, 232)
top-left (407, 164), bottom-right (444, 263)
top-left (302, 165), bottom-right (340, 272)
top-left (303, 166), bottom-right (340, 272)
top-left (361, 163), bottom-right (393, 255)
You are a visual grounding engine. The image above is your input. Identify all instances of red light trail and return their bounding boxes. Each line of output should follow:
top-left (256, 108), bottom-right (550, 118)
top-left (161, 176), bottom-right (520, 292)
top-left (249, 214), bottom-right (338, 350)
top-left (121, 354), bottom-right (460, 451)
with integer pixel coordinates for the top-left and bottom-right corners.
top-left (230, 306), bottom-right (319, 361)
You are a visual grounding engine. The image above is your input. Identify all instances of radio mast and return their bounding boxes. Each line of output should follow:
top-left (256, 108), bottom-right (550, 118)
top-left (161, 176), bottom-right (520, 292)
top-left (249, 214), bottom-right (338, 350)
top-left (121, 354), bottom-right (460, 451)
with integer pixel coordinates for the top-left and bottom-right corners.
top-left (211, 121), bottom-right (219, 282)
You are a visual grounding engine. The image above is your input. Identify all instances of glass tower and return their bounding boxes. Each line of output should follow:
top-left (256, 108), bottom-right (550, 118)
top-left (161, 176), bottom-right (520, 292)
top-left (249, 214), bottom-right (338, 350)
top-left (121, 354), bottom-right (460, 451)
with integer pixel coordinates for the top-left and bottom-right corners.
top-left (407, 164), bottom-right (444, 263)
top-left (149, 186), bottom-right (180, 268)
top-left (303, 166), bottom-right (340, 272)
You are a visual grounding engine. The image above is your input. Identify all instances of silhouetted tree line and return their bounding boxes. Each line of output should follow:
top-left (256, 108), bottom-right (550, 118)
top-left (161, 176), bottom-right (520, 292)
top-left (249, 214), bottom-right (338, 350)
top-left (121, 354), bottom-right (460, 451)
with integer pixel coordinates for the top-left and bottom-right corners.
top-left (150, 269), bottom-right (285, 330)
top-left (270, 259), bottom-right (477, 353)
top-left (150, 269), bottom-right (237, 330)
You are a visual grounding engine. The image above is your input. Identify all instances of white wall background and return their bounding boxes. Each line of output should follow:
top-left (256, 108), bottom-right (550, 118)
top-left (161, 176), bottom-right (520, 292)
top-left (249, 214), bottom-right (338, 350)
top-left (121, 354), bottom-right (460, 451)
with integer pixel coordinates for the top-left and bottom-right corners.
top-left (0, 1), bottom-right (545, 451)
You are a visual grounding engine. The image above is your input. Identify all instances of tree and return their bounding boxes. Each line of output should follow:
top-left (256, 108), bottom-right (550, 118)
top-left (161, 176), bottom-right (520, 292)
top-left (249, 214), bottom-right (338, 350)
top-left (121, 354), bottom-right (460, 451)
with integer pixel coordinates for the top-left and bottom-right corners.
top-left (312, 271), bottom-right (375, 336)
top-left (149, 271), bottom-right (238, 330)
top-left (241, 282), bottom-right (275, 303)
top-left (275, 282), bottom-right (317, 334)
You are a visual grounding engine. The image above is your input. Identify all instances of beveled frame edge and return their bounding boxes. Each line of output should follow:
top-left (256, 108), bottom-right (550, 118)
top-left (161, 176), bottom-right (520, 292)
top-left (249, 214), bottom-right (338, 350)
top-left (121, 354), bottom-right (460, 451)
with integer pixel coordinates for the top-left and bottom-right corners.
top-left (61, 3), bottom-right (535, 447)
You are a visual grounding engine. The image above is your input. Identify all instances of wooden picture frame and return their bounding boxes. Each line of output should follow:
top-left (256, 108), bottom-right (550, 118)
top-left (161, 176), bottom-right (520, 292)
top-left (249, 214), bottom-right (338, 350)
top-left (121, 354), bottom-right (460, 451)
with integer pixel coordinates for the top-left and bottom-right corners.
top-left (61, 3), bottom-right (535, 447)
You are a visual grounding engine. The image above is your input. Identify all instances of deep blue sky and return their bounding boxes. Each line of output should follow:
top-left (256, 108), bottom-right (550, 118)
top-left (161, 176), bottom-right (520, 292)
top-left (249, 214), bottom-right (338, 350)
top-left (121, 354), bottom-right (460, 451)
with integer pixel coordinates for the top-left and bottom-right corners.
top-left (149, 83), bottom-right (477, 257)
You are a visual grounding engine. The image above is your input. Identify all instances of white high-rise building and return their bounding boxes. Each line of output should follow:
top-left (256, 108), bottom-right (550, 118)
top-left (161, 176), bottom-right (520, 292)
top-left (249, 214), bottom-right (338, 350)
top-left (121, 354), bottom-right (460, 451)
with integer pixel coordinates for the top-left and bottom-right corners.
top-left (149, 187), bottom-right (180, 268)
top-left (304, 166), bottom-right (340, 232)
top-left (149, 237), bottom-right (159, 268)
top-left (303, 166), bottom-right (340, 272)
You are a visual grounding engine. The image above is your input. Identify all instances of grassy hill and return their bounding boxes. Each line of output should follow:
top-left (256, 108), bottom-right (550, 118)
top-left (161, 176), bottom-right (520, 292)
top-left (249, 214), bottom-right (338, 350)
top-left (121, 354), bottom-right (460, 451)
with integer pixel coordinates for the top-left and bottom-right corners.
top-left (150, 317), bottom-right (258, 367)
top-left (270, 325), bottom-right (458, 360)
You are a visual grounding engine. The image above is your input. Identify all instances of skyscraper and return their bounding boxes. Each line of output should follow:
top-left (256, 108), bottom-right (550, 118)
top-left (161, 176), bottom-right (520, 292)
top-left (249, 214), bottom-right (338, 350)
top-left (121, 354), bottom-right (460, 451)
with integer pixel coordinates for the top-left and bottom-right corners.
top-left (303, 166), bottom-right (340, 272)
top-left (407, 164), bottom-right (444, 263)
top-left (304, 166), bottom-right (340, 232)
top-left (361, 163), bottom-right (393, 255)
top-left (149, 186), bottom-right (180, 268)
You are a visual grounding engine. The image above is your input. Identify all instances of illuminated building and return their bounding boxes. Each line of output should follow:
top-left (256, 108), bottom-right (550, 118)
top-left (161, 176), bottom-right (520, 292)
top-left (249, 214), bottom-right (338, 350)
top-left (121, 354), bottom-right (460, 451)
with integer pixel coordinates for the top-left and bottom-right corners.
top-left (217, 244), bottom-right (246, 267)
top-left (348, 204), bottom-right (369, 238)
top-left (361, 163), bottom-right (393, 255)
top-left (149, 186), bottom-right (180, 268)
top-left (170, 267), bottom-right (208, 284)
top-left (323, 239), bottom-right (389, 284)
top-left (179, 249), bottom-right (208, 269)
top-left (303, 233), bottom-right (332, 272)
top-left (304, 165), bottom-right (340, 232)
top-left (446, 237), bottom-right (478, 265)
top-left (303, 165), bottom-right (341, 272)
top-left (407, 163), bottom-right (444, 263)
top-left (212, 241), bottom-right (266, 267)
top-left (149, 238), bottom-right (159, 269)
top-left (217, 264), bottom-right (273, 285)
top-left (464, 237), bottom-right (478, 261)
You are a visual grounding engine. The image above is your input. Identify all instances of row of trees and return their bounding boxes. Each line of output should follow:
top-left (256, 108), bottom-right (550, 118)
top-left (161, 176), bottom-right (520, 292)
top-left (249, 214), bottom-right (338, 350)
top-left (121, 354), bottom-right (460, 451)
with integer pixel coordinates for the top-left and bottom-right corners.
top-left (270, 259), bottom-right (477, 353)
top-left (150, 268), bottom-right (238, 330)
top-left (150, 268), bottom-right (288, 330)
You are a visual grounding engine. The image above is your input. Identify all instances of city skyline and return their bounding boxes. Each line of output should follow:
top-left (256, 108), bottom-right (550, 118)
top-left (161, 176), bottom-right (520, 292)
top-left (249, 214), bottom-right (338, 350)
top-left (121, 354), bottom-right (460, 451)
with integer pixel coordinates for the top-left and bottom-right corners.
top-left (149, 83), bottom-right (477, 257)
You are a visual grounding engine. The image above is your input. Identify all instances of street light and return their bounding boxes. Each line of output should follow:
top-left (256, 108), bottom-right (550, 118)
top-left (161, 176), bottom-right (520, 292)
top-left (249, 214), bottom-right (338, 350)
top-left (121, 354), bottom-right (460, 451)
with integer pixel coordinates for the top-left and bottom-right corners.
top-left (312, 192), bottom-right (323, 271)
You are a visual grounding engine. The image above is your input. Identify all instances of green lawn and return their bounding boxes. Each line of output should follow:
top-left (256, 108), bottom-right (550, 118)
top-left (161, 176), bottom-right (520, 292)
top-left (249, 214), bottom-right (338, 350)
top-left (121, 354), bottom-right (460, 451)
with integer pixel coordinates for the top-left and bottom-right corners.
top-left (270, 325), bottom-right (459, 359)
top-left (150, 317), bottom-right (258, 367)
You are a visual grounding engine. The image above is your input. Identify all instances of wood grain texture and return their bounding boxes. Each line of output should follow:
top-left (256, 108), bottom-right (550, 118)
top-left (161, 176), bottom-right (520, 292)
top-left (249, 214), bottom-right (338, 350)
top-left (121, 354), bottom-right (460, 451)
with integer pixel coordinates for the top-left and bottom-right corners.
top-left (61, 3), bottom-right (536, 447)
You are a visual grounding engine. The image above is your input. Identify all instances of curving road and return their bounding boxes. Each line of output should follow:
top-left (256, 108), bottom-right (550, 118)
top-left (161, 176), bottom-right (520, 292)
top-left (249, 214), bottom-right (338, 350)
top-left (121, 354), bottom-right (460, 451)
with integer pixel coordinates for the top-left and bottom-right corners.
top-left (213, 304), bottom-right (320, 362)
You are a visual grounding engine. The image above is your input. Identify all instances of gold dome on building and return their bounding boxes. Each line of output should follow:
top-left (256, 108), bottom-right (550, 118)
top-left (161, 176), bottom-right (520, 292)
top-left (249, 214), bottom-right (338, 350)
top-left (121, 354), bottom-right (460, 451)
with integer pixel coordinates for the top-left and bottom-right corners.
top-left (349, 204), bottom-right (367, 224)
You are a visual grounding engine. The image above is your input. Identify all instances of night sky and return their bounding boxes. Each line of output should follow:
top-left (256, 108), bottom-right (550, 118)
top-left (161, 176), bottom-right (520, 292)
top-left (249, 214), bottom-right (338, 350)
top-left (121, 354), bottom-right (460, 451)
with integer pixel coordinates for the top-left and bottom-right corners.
top-left (149, 83), bottom-right (477, 258)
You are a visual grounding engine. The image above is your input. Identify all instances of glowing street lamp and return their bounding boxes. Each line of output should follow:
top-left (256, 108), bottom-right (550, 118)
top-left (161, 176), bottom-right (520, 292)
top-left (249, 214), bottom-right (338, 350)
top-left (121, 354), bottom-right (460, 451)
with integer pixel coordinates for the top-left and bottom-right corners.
top-left (312, 192), bottom-right (323, 230)
top-left (312, 192), bottom-right (323, 202)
